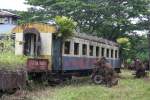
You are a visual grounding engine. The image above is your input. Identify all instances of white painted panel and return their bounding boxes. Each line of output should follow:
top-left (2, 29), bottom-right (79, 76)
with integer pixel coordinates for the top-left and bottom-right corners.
top-left (15, 33), bottom-right (23, 55)
top-left (40, 33), bottom-right (52, 55)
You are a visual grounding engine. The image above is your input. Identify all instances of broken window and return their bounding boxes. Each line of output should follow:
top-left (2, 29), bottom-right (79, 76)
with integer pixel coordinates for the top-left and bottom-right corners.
top-left (96, 46), bottom-right (99, 57)
top-left (74, 42), bottom-right (79, 55)
top-left (106, 49), bottom-right (109, 57)
top-left (82, 44), bottom-right (87, 55)
top-left (64, 41), bottom-right (70, 54)
top-left (115, 50), bottom-right (118, 58)
top-left (24, 33), bottom-right (40, 56)
top-left (101, 47), bottom-right (105, 57)
top-left (89, 45), bottom-right (93, 56)
top-left (111, 49), bottom-right (114, 58)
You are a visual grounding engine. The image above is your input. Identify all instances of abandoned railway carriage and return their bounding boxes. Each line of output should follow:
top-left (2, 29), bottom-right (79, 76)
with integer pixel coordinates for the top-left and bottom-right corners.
top-left (12, 23), bottom-right (120, 80)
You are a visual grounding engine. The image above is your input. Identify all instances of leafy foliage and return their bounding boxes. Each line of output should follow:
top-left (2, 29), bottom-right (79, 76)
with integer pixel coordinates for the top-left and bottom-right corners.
top-left (55, 16), bottom-right (77, 39)
top-left (18, 0), bottom-right (150, 62)
top-left (0, 38), bottom-right (27, 70)
top-left (24, 0), bottom-right (150, 41)
top-left (117, 35), bottom-right (149, 62)
top-left (117, 38), bottom-right (129, 45)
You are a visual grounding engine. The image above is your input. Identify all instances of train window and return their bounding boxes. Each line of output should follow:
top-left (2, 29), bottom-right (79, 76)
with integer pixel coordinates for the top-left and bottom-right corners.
top-left (74, 43), bottom-right (79, 55)
top-left (115, 50), bottom-right (118, 58)
top-left (89, 45), bottom-right (94, 56)
top-left (106, 49), bottom-right (109, 57)
top-left (111, 49), bottom-right (113, 58)
top-left (96, 46), bottom-right (99, 57)
top-left (64, 41), bottom-right (70, 54)
top-left (82, 44), bottom-right (87, 55)
top-left (101, 47), bottom-right (105, 57)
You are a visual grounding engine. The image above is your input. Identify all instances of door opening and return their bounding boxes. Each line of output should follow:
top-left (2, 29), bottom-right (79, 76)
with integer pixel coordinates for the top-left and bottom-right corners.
top-left (23, 28), bottom-right (41, 57)
top-left (24, 33), bottom-right (36, 56)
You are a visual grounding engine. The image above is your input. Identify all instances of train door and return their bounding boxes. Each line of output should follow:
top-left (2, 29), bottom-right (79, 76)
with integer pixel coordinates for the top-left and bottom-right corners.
top-left (24, 33), bottom-right (36, 56)
top-left (52, 35), bottom-right (62, 71)
top-left (23, 28), bottom-right (41, 57)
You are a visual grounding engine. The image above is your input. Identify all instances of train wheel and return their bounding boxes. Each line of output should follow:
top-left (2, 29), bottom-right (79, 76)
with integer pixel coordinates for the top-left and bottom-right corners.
top-left (92, 74), bottom-right (103, 84)
top-left (6, 88), bottom-right (17, 95)
top-left (48, 78), bottom-right (61, 86)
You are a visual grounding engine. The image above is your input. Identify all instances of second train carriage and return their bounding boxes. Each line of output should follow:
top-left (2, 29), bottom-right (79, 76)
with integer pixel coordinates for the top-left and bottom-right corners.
top-left (61, 33), bottom-right (120, 73)
top-left (12, 23), bottom-right (120, 79)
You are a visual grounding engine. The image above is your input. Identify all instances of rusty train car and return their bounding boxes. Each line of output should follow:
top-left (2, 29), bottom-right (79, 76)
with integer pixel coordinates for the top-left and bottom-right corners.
top-left (12, 23), bottom-right (120, 82)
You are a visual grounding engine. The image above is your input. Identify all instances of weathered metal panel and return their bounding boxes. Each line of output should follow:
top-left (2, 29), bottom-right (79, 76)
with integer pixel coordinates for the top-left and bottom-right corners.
top-left (26, 58), bottom-right (49, 72)
top-left (15, 32), bottom-right (23, 55)
top-left (0, 70), bottom-right (26, 91)
top-left (52, 37), bottom-right (62, 71)
top-left (40, 33), bottom-right (52, 56)
top-left (62, 56), bottom-right (97, 70)
top-left (40, 33), bottom-right (52, 70)
top-left (62, 56), bottom-right (121, 71)
top-left (12, 23), bottom-right (57, 33)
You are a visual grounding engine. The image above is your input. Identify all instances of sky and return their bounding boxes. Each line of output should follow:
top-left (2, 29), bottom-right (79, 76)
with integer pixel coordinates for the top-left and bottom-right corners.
top-left (0, 0), bottom-right (30, 11)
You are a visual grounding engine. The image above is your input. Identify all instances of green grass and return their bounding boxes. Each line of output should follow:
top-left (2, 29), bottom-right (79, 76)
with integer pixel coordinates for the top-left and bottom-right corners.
top-left (20, 70), bottom-right (150, 100)
top-left (1, 70), bottom-right (150, 100)
top-left (0, 52), bottom-right (27, 70)
top-left (0, 39), bottom-right (27, 70)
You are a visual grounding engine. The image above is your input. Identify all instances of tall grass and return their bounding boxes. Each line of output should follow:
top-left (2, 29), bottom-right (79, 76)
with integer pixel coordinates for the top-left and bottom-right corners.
top-left (0, 52), bottom-right (27, 70)
top-left (0, 38), bottom-right (27, 70)
top-left (22, 70), bottom-right (150, 100)
top-left (1, 70), bottom-right (150, 99)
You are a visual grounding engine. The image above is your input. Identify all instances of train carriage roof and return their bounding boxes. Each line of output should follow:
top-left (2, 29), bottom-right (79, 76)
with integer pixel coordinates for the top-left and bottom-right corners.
top-left (12, 22), bottom-right (119, 47)
top-left (75, 32), bottom-right (119, 47)
top-left (12, 22), bottom-right (57, 33)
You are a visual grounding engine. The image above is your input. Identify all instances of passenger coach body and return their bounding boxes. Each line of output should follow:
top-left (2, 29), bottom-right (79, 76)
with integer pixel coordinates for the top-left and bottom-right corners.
top-left (60, 34), bottom-right (120, 73)
top-left (12, 23), bottom-right (120, 75)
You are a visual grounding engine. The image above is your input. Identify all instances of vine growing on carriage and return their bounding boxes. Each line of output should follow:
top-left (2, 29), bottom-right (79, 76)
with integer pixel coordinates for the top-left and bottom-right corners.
top-left (54, 16), bottom-right (77, 39)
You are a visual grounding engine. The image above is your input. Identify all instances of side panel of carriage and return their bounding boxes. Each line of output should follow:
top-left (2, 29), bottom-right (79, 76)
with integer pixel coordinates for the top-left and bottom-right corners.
top-left (52, 37), bottom-right (97, 72)
top-left (61, 38), bottom-right (96, 71)
top-left (13, 23), bottom-right (57, 72)
top-left (56, 37), bottom-right (121, 72)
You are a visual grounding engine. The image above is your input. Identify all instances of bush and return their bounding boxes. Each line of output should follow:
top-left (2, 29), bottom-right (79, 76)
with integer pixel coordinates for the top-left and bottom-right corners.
top-left (0, 38), bottom-right (27, 70)
top-left (55, 16), bottom-right (77, 39)
top-left (0, 52), bottom-right (27, 70)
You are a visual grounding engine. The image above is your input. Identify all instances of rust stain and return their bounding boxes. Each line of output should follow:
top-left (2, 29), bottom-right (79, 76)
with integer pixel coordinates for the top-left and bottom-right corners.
top-left (0, 70), bottom-right (26, 91)
top-left (12, 23), bottom-right (57, 33)
top-left (37, 55), bottom-right (52, 70)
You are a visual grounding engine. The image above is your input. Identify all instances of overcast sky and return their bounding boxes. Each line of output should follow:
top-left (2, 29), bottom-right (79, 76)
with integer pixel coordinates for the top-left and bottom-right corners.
top-left (0, 0), bottom-right (30, 11)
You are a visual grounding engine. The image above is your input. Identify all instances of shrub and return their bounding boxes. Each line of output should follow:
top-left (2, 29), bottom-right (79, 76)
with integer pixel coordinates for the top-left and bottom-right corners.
top-left (0, 38), bottom-right (27, 70)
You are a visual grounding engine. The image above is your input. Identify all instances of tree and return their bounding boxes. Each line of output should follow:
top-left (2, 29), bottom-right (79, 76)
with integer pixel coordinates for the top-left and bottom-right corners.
top-left (117, 37), bottom-right (130, 64)
top-left (117, 35), bottom-right (149, 63)
top-left (18, 0), bottom-right (150, 63)
top-left (24, 0), bottom-right (150, 41)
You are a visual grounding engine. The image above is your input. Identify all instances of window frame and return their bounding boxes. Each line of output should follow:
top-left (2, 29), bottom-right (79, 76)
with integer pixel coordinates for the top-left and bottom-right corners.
top-left (111, 49), bottom-right (114, 58)
top-left (64, 41), bottom-right (71, 55)
top-left (115, 50), bottom-right (118, 58)
top-left (96, 46), bottom-right (100, 57)
top-left (82, 44), bottom-right (87, 56)
top-left (106, 48), bottom-right (110, 58)
top-left (74, 42), bottom-right (79, 55)
top-left (101, 47), bottom-right (105, 57)
top-left (89, 45), bottom-right (94, 56)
